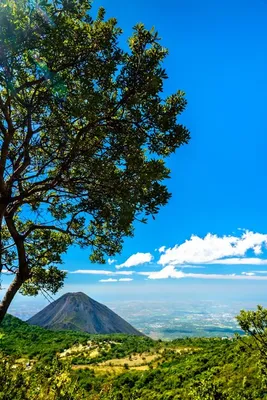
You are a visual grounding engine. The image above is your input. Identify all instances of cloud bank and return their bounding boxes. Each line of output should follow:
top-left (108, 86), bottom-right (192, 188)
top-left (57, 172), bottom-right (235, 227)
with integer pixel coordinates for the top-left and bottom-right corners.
top-left (63, 230), bottom-right (267, 282)
top-left (147, 265), bottom-right (267, 280)
top-left (158, 231), bottom-right (267, 266)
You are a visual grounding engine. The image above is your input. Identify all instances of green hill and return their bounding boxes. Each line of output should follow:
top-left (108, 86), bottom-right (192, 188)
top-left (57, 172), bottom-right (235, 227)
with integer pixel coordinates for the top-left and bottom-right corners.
top-left (1, 314), bottom-right (266, 399)
top-left (0, 314), bottom-right (153, 361)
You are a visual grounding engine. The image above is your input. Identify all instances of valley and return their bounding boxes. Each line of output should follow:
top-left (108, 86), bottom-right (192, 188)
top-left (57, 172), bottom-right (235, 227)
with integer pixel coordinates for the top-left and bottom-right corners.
top-left (9, 298), bottom-right (251, 339)
top-left (109, 301), bottom-right (244, 339)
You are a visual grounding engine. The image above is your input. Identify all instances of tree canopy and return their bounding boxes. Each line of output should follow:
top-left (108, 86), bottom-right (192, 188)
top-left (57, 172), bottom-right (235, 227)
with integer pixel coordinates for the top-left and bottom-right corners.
top-left (0, 0), bottom-right (190, 322)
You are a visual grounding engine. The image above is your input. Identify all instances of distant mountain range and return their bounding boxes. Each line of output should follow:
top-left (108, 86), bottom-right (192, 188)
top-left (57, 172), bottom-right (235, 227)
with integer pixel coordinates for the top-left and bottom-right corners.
top-left (27, 292), bottom-right (143, 336)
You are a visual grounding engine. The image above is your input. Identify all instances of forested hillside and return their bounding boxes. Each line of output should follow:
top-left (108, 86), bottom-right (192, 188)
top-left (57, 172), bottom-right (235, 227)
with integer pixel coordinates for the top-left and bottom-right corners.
top-left (1, 312), bottom-right (267, 399)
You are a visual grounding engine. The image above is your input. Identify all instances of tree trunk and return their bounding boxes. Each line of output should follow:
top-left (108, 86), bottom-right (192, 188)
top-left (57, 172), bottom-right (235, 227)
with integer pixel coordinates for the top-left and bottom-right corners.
top-left (0, 274), bottom-right (23, 324)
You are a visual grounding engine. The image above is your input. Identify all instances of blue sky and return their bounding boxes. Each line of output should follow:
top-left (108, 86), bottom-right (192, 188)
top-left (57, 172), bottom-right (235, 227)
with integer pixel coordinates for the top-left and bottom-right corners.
top-left (2, 0), bottom-right (267, 306)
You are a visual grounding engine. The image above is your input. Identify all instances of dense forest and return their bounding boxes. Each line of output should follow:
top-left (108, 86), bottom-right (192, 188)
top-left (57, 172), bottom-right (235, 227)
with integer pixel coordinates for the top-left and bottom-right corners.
top-left (1, 309), bottom-right (267, 400)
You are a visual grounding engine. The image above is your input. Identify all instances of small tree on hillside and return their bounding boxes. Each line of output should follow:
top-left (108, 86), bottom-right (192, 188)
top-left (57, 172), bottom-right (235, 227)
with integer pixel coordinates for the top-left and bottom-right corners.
top-left (237, 305), bottom-right (267, 388)
top-left (237, 306), bottom-right (267, 357)
top-left (0, 0), bottom-right (190, 322)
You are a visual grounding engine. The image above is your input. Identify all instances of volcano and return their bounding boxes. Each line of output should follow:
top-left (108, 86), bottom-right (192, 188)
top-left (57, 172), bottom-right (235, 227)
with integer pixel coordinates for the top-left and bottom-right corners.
top-left (27, 292), bottom-right (143, 336)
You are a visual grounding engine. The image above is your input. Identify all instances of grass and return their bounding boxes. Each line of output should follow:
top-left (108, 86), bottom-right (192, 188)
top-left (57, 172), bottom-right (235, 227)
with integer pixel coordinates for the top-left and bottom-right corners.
top-left (101, 352), bottom-right (160, 367)
top-left (70, 345), bottom-right (201, 375)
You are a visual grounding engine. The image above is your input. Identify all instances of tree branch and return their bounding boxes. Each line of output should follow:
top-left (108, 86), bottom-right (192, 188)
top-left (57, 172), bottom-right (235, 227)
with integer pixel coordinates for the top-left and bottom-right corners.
top-left (23, 224), bottom-right (70, 239)
top-left (0, 274), bottom-right (23, 324)
top-left (4, 214), bottom-right (29, 280)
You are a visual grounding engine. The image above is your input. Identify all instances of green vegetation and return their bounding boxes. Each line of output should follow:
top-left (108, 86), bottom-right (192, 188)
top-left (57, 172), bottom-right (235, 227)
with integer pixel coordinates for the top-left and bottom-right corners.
top-left (0, 0), bottom-right (190, 322)
top-left (0, 356), bottom-right (87, 400)
top-left (0, 314), bottom-right (154, 362)
top-left (1, 307), bottom-right (267, 399)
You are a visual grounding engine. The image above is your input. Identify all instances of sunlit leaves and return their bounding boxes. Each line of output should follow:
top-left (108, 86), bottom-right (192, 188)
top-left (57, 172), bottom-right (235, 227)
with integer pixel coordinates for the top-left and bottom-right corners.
top-left (20, 266), bottom-right (66, 296)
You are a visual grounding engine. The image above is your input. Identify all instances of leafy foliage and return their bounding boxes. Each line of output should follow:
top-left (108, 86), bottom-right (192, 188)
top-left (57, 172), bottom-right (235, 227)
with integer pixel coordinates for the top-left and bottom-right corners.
top-left (237, 305), bottom-right (267, 356)
top-left (0, 356), bottom-right (87, 399)
top-left (0, 0), bottom-right (190, 320)
top-left (236, 306), bottom-right (267, 390)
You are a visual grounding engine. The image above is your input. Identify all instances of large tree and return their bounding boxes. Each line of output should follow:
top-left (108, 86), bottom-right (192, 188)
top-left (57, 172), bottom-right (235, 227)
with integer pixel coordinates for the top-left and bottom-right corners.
top-left (0, 0), bottom-right (190, 322)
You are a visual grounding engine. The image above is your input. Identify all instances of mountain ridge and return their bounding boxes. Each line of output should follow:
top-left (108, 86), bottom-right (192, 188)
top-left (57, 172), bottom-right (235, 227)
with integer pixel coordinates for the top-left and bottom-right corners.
top-left (27, 292), bottom-right (143, 336)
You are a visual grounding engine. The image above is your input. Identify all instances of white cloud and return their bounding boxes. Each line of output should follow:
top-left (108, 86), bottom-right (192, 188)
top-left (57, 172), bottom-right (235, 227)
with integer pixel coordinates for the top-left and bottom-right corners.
top-left (209, 258), bottom-right (267, 265)
top-left (118, 278), bottom-right (133, 282)
top-left (137, 266), bottom-right (204, 272)
top-left (148, 265), bottom-right (185, 279)
top-left (253, 245), bottom-right (262, 255)
top-left (116, 252), bottom-right (153, 269)
top-left (189, 273), bottom-right (267, 280)
top-left (158, 231), bottom-right (267, 266)
top-left (146, 265), bottom-right (267, 280)
top-left (107, 258), bottom-right (116, 265)
top-left (71, 269), bottom-right (113, 275)
top-left (252, 270), bottom-right (267, 274)
top-left (135, 267), bottom-right (205, 277)
top-left (241, 272), bottom-right (255, 276)
top-left (70, 270), bottom-right (133, 276)
top-left (158, 246), bottom-right (166, 253)
top-left (99, 277), bottom-right (133, 283)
